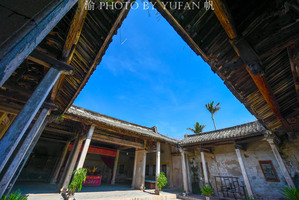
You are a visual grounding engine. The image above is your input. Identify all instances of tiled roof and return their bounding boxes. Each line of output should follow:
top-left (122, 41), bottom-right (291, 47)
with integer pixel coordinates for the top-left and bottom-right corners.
top-left (180, 121), bottom-right (265, 145)
top-left (66, 105), bottom-right (178, 143)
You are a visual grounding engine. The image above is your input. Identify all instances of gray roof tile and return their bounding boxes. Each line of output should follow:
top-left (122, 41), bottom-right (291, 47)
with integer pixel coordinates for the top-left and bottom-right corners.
top-left (180, 121), bottom-right (265, 145)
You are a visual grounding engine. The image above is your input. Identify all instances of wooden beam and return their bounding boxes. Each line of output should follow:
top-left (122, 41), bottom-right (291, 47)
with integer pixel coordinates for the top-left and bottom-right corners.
top-left (63, 5), bottom-right (131, 112)
top-left (92, 133), bottom-right (144, 149)
top-left (51, 0), bottom-right (88, 101)
top-left (0, 0), bottom-right (78, 87)
top-left (28, 50), bottom-right (75, 74)
top-left (213, 0), bottom-right (293, 134)
top-left (151, 0), bottom-right (209, 61)
top-left (287, 42), bottom-right (299, 103)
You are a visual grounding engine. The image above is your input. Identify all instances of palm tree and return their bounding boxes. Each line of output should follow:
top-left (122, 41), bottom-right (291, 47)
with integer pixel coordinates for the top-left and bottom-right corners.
top-left (205, 101), bottom-right (221, 130)
top-left (187, 122), bottom-right (206, 134)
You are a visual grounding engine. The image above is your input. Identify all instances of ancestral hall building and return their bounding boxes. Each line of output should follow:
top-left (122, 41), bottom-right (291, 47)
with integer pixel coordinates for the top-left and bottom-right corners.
top-left (0, 0), bottom-right (298, 199)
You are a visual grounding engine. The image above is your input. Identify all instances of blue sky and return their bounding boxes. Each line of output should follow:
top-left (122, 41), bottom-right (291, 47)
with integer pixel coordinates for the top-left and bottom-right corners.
top-left (74, 2), bottom-right (256, 139)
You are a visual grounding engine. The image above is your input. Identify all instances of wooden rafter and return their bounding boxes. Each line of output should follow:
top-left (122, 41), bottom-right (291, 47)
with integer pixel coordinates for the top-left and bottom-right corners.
top-left (63, 5), bottom-right (131, 112)
top-left (287, 42), bottom-right (299, 103)
top-left (51, 0), bottom-right (88, 101)
top-left (213, 0), bottom-right (294, 135)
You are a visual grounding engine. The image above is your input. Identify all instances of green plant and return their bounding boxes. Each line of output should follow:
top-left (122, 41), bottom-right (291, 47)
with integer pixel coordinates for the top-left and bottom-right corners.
top-left (187, 122), bottom-right (206, 134)
top-left (205, 101), bottom-right (221, 130)
top-left (0, 190), bottom-right (28, 200)
top-left (201, 185), bottom-right (214, 197)
top-left (156, 172), bottom-right (168, 191)
top-left (68, 168), bottom-right (87, 194)
top-left (280, 187), bottom-right (299, 200)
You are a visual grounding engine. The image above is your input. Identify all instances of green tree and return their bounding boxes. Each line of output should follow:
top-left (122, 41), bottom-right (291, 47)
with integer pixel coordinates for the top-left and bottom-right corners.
top-left (205, 101), bottom-right (221, 130)
top-left (187, 122), bottom-right (206, 134)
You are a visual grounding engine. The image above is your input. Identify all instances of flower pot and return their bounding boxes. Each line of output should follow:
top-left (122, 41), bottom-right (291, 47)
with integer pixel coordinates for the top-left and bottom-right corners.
top-left (155, 190), bottom-right (160, 195)
top-left (205, 197), bottom-right (210, 200)
top-left (182, 193), bottom-right (186, 196)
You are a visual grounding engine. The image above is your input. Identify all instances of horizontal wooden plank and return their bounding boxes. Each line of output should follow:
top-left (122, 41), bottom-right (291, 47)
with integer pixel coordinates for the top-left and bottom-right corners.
top-left (92, 133), bottom-right (144, 149)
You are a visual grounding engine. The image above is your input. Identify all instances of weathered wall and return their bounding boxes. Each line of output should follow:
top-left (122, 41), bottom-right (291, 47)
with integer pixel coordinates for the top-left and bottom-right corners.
top-left (187, 139), bottom-right (299, 199)
top-left (172, 154), bottom-right (184, 190)
top-left (279, 139), bottom-right (299, 188)
top-left (115, 151), bottom-right (135, 184)
top-left (145, 143), bottom-right (172, 182)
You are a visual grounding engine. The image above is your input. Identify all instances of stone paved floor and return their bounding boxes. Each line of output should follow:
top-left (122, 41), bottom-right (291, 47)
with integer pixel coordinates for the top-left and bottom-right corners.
top-left (12, 182), bottom-right (180, 200)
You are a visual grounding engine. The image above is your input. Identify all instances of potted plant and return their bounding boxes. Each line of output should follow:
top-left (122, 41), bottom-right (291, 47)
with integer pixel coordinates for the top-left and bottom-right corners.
top-left (280, 187), bottom-right (299, 200)
top-left (65, 168), bottom-right (87, 200)
top-left (201, 185), bottom-right (214, 200)
top-left (155, 172), bottom-right (167, 195)
top-left (0, 190), bottom-right (28, 200)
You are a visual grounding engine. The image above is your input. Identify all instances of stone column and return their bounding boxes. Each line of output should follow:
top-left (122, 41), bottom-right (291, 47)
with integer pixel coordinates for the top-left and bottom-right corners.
top-left (235, 146), bottom-right (253, 197)
top-left (50, 141), bottom-right (71, 184)
top-left (111, 149), bottom-right (120, 184)
top-left (185, 154), bottom-right (192, 193)
top-left (155, 142), bottom-right (161, 192)
top-left (180, 148), bottom-right (189, 193)
top-left (200, 149), bottom-right (209, 186)
top-left (61, 138), bottom-right (83, 192)
top-left (168, 145), bottom-right (174, 188)
top-left (131, 149), bottom-right (138, 188)
top-left (76, 125), bottom-right (95, 170)
top-left (267, 138), bottom-right (295, 188)
top-left (132, 149), bottom-right (146, 190)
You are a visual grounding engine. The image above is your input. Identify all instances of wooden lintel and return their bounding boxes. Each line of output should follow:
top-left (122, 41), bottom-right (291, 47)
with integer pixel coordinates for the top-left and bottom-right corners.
top-left (235, 135), bottom-right (264, 144)
top-left (213, 0), bottom-right (293, 134)
top-left (51, 0), bottom-right (88, 101)
top-left (29, 50), bottom-right (75, 74)
top-left (64, 5), bottom-right (131, 112)
top-left (92, 134), bottom-right (144, 149)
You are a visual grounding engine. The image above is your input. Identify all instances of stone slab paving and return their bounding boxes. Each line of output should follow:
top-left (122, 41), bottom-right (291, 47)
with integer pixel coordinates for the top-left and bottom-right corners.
top-left (12, 182), bottom-right (180, 200)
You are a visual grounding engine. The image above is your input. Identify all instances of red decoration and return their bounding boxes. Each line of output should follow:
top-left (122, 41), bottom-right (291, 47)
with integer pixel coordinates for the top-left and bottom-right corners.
top-left (69, 144), bottom-right (117, 157)
top-left (84, 175), bottom-right (102, 186)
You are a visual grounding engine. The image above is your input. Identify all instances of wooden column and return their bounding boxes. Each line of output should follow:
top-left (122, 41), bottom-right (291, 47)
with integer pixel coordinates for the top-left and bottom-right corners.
top-left (267, 138), bottom-right (295, 188)
top-left (200, 149), bottom-right (209, 186)
top-left (50, 141), bottom-right (71, 184)
top-left (76, 125), bottom-right (95, 170)
top-left (180, 148), bottom-right (189, 193)
top-left (61, 138), bottom-right (83, 192)
top-left (1, 109), bottom-right (49, 196)
top-left (235, 146), bottom-right (253, 197)
top-left (155, 142), bottom-right (161, 192)
top-left (185, 154), bottom-right (192, 193)
top-left (0, 67), bottom-right (61, 174)
top-left (111, 149), bottom-right (120, 184)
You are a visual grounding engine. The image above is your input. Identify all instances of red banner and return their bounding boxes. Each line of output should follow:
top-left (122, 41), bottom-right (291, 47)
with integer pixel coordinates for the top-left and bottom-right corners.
top-left (84, 175), bottom-right (102, 186)
top-left (69, 143), bottom-right (116, 157)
